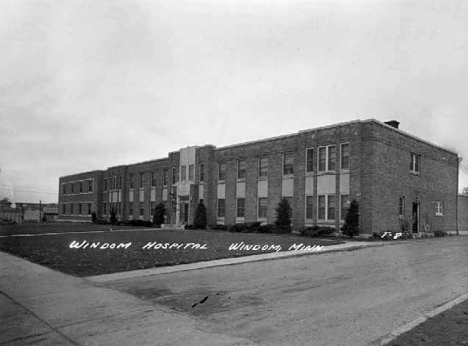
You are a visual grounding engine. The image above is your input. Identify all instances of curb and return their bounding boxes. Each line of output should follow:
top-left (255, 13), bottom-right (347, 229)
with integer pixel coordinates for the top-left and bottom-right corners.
top-left (378, 292), bottom-right (468, 345)
top-left (86, 242), bottom-right (384, 283)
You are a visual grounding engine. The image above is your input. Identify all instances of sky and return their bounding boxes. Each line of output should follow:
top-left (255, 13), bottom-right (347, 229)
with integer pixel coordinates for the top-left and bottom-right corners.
top-left (1, 0), bottom-right (468, 204)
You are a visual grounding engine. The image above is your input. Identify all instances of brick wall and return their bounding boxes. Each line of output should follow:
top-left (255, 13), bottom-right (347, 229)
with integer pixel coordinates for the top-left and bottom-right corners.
top-left (458, 195), bottom-right (468, 234)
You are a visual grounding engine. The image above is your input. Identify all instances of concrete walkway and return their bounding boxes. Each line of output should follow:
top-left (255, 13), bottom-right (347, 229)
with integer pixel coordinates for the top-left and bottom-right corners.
top-left (0, 240), bottom-right (392, 346)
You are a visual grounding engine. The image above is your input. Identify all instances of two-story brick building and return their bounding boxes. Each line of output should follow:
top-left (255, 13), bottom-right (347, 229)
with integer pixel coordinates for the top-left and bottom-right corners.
top-left (58, 119), bottom-right (460, 235)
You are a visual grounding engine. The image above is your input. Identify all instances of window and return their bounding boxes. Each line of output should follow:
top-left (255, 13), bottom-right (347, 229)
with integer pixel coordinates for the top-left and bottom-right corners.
top-left (200, 164), bottom-right (205, 182)
top-left (341, 144), bottom-right (350, 170)
top-left (103, 179), bottom-right (107, 191)
top-left (62, 204), bottom-right (66, 214)
top-left (173, 167), bottom-right (178, 183)
top-left (62, 184), bottom-right (66, 195)
top-left (306, 148), bottom-right (314, 173)
top-left (151, 202), bottom-right (156, 216)
top-left (103, 203), bottom-right (107, 215)
top-left (140, 202), bottom-right (144, 216)
top-left (237, 160), bottom-right (246, 180)
top-left (140, 173), bottom-right (144, 188)
top-left (237, 198), bottom-right (245, 218)
top-left (410, 153), bottom-right (421, 174)
top-left (217, 199), bottom-right (225, 218)
top-left (399, 197), bottom-right (405, 217)
top-left (305, 196), bottom-right (313, 219)
top-left (129, 202), bottom-right (134, 215)
top-left (118, 177), bottom-right (122, 190)
top-left (151, 173), bottom-right (156, 187)
top-left (259, 157), bottom-right (268, 178)
top-left (129, 175), bottom-right (134, 189)
top-left (181, 166), bottom-right (187, 181)
top-left (189, 164), bottom-right (194, 181)
top-left (318, 195), bottom-right (326, 220)
top-left (79, 182), bottom-right (83, 193)
top-left (258, 198), bottom-right (267, 218)
top-left (163, 169), bottom-right (168, 186)
top-left (328, 146), bottom-right (336, 171)
top-left (89, 179), bottom-right (94, 192)
top-left (71, 183), bottom-right (74, 194)
top-left (318, 147), bottom-right (326, 171)
top-left (218, 163), bottom-right (226, 181)
top-left (328, 195), bottom-right (336, 220)
top-left (113, 177), bottom-right (117, 190)
top-left (71, 203), bottom-right (74, 214)
top-left (88, 203), bottom-right (92, 215)
top-left (436, 201), bottom-right (444, 216)
top-left (283, 153), bottom-right (294, 175)
top-left (341, 195), bottom-right (349, 220)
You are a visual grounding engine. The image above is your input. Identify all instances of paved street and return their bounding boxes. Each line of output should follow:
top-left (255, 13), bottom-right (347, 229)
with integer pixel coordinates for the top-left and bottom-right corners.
top-left (98, 236), bottom-right (468, 346)
top-left (1, 236), bottom-right (468, 346)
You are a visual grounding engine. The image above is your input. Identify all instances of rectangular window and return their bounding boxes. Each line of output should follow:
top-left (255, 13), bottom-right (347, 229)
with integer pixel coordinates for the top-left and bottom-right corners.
top-left (218, 163), bottom-right (226, 181)
top-left (151, 202), bottom-right (156, 216)
top-left (328, 146), bottom-right (336, 171)
top-left (118, 177), bottom-right (122, 190)
top-left (318, 195), bottom-right (326, 220)
top-left (62, 204), bottom-right (66, 214)
top-left (410, 153), bottom-right (421, 174)
top-left (103, 203), bottom-right (107, 215)
top-left (79, 182), bottom-right (83, 193)
top-left (140, 202), bottom-right (144, 216)
top-left (189, 164), bottom-right (194, 181)
top-left (130, 175), bottom-right (134, 189)
top-left (237, 198), bottom-right (245, 218)
top-left (163, 169), bottom-right (168, 186)
top-left (283, 153), bottom-right (294, 175)
top-left (113, 177), bottom-right (117, 190)
top-left (436, 201), bottom-right (444, 216)
top-left (341, 143), bottom-right (350, 170)
top-left (140, 173), bottom-right (144, 188)
top-left (305, 196), bottom-right (313, 219)
top-left (258, 198), bottom-right (267, 218)
top-left (328, 195), bottom-right (336, 220)
top-left (172, 167), bottom-right (178, 183)
top-left (89, 179), bottom-right (94, 192)
top-left (341, 195), bottom-right (349, 221)
top-left (237, 159), bottom-right (246, 180)
top-left (71, 183), bottom-right (74, 194)
top-left (151, 172), bottom-right (156, 187)
top-left (258, 156), bottom-right (268, 178)
top-left (306, 148), bottom-right (314, 173)
top-left (103, 179), bottom-right (107, 191)
top-left (129, 202), bottom-right (134, 215)
top-left (181, 165), bottom-right (187, 181)
top-left (62, 184), bottom-right (66, 195)
top-left (88, 203), bottom-right (92, 215)
top-left (71, 203), bottom-right (74, 214)
top-left (217, 199), bottom-right (225, 217)
top-left (318, 147), bottom-right (326, 172)
top-left (399, 196), bottom-right (405, 217)
top-left (200, 164), bottom-right (205, 182)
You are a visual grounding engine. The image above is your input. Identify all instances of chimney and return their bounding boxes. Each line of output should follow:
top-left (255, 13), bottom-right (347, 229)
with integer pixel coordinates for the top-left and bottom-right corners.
top-left (384, 120), bottom-right (400, 129)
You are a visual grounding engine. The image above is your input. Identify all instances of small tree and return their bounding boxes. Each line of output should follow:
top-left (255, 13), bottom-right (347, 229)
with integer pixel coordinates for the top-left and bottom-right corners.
top-left (193, 201), bottom-right (207, 229)
top-left (153, 202), bottom-right (166, 227)
top-left (341, 199), bottom-right (359, 238)
top-left (275, 198), bottom-right (292, 232)
top-left (110, 208), bottom-right (117, 225)
top-left (91, 212), bottom-right (97, 224)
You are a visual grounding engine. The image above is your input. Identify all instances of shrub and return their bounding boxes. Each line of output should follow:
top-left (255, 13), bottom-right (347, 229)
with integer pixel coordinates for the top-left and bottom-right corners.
top-left (434, 230), bottom-right (446, 237)
top-left (96, 219), bottom-right (109, 225)
top-left (193, 201), bottom-right (207, 229)
top-left (153, 202), bottom-right (166, 227)
top-left (213, 224), bottom-right (228, 231)
top-left (275, 198), bottom-right (292, 233)
top-left (341, 199), bottom-right (359, 238)
top-left (247, 222), bottom-right (262, 233)
top-left (91, 212), bottom-right (97, 224)
top-left (317, 227), bottom-right (335, 236)
top-left (228, 223), bottom-right (248, 233)
top-left (110, 208), bottom-right (117, 225)
top-left (299, 226), bottom-right (335, 237)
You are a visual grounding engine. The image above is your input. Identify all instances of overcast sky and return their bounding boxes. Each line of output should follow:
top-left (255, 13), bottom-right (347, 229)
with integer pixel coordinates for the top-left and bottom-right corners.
top-left (1, 0), bottom-right (467, 204)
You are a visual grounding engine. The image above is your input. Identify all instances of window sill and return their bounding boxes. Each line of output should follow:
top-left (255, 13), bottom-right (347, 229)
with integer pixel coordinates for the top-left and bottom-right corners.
top-left (237, 178), bottom-right (246, 183)
top-left (282, 175), bottom-right (294, 179)
top-left (410, 171), bottom-right (420, 176)
top-left (317, 171), bottom-right (336, 176)
top-left (257, 176), bottom-right (268, 181)
top-left (217, 181), bottom-right (226, 185)
top-left (435, 213), bottom-right (444, 217)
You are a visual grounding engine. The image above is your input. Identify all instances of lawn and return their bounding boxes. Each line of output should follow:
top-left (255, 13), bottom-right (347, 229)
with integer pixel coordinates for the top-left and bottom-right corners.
top-left (0, 223), bottom-right (343, 277)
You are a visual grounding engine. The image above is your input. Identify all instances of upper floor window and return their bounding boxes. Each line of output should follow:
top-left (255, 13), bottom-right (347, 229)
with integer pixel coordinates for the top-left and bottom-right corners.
top-left (151, 172), bottom-right (156, 187)
top-left (238, 159), bottom-right (246, 180)
top-left (79, 181), bottom-right (83, 193)
top-left (218, 162), bottom-right (226, 181)
top-left (163, 169), bottom-right (168, 186)
top-left (318, 145), bottom-right (336, 172)
top-left (410, 153), bottom-right (421, 174)
top-left (259, 157), bottom-right (268, 178)
top-left (341, 143), bottom-right (350, 170)
top-left (283, 153), bottom-right (294, 176)
top-left (103, 179), bottom-right (108, 192)
top-left (200, 164), bottom-right (205, 182)
top-left (140, 173), bottom-right (144, 188)
top-left (181, 166), bottom-right (187, 181)
top-left (189, 164), bottom-right (194, 181)
top-left (129, 175), bottom-right (134, 189)
top-left (62, 184), bottom-right (66, 195)
top-left (173, 167), bottom-right (178, 183)
top-left (435, 201), bottom-right (444, 216)
top-left (306, 148), bottom-right (314, 173)
top-left (88, 180), bottom-right (93, 192)
top-left (70, 183), bottom-right (74, 194)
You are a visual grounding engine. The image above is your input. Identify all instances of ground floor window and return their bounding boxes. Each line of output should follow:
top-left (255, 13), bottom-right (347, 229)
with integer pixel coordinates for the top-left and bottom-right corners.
top-left (305, 196), bottom-right (313, 219)
top-left (258, 198), bottom-right (267, 218)
top-left (237, 198), bottom-right (245, 218)
top-left (71, 204), bottom-right (74, 214)
top-left (62, 204), bottom-right (66, 214)
top-left (435, 201), bottom-right (444, 216)
top-left (151, 202), bottom-right (156, 216)
top-left (217, 199), bottom-right (225, 218)
top-left (88, 203), bottom-right (92, 215)
top-left (140, 202), bottom-right (144, 216)
top-left (129, 202), bottom-right (134, 215)
top-left (399, 196), bottom-right (405, 217)
top-left (340, 195), bottom-right (349, 221)
top-left (318, 195), bottom-right (336, 221)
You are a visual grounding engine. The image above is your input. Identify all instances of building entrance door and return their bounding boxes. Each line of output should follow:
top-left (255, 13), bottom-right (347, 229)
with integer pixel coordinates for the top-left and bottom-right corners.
top-left (412, 202), bottom-right (419, 234)
top-left (180, 202), bottom-right (189, 224)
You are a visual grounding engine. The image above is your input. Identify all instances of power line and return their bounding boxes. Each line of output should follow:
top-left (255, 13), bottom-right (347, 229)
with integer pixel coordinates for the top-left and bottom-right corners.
top-left (0, 187), bottom-right (57, 195)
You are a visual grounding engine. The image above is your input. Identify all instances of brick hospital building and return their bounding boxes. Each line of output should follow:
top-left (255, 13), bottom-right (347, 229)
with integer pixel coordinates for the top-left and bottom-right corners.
top-left (58, 119), bottom-right (460, 235)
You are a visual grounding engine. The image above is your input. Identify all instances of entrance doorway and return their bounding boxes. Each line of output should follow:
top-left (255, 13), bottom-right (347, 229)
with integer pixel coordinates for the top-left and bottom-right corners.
top-left (412, 202), bottom-right (419, 234)
top-left (180, 202), bottom-right (189, 224)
